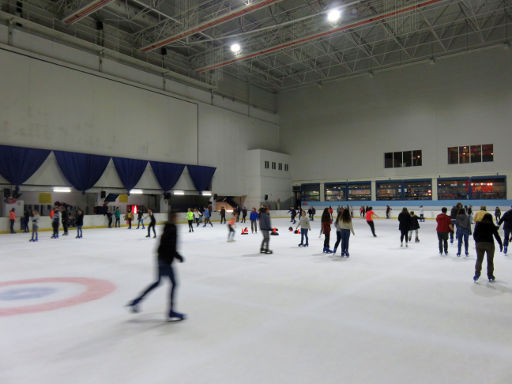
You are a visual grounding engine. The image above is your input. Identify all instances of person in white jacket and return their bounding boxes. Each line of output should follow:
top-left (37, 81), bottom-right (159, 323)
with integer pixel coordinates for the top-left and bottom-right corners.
top-left (334, 208), bottom-right (355, 257)
top-left (296, 210), bottom-right (311, 247)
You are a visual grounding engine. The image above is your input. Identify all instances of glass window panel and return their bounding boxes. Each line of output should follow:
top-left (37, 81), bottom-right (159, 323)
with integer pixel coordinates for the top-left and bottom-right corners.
top-left (393, 152), bottom-right (402, 168)
top-left (437, 179), bottom-right (470, 200)
top-left (376, 181), bottom-right (402, 200)
top-left (384, 153), bottom-right (393, 168)
top-left (404, 180), bottom-right (432, 200)
top-left (347, 183), bottom-right (371, 201)
top-left (272, 162), bottom-right (276, 169)
top-left (459, 146), bottom-right (470, 164)
top-left (471, 177), bottom-right (505, 199)
top-left (278, 163), bottom-right (282, 170)
top-left (284, 164), bottom-right (289, 171)
top-left (470, 145), bottom-right (482, 163)
top-left (301, 184), bottom-right (320, 201)
top-left (482, 144), bottom-right (494, 162)
top-left (325, 183), bottom-right (347, 201)
top-left (264, 161), bottom-right (269, 169)
top-left (403, 151), bottom-right (412, 167)
top-left (448, 147), bottom-right (458, 164)
top-left (413, 150), bottom-right (422, 166)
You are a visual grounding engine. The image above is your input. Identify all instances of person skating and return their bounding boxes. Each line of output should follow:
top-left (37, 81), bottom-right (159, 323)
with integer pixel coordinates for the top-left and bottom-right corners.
top-left (365, 207), bottom-right (378, 237)
top-left (220, 207), bottom-right (226, 224)
top-left (335, 208), bottom-right (355, 256)
top-left (75, 209), bottom-right (84, 238)
top-left (114, 208), bottom-right (121, 227)
top-left (193, 208), bottom-right (201, 227)
top-left (202, 207), bottom-right (213, 227)
top-left (449, 204), bottom-right (460, 243)
top-left (473, 205), bottom-right (487, 223)
top-left (249, 207), bottom-right (258, 233)
top-left (455, 207), bottom-right (471, 256)
top-left (296, 210), bottom-right (311, 247)
top-left (127, 211), bottom-right (185, 320)
top-left (498, 206), bottom-right (512, 254)
top-left (125, 209), bottom-right (133, 229)
top-left (227, 214), bottom-right (236, 242)
top-left (29, 209), bottom-right (39, 242)
top-left (473, 213), bottom-right (502, 282)
top-left (259, 207), bottom-right (272, 254)
top-left (495, 206), bottom-right (501, 222)
top-left (288, 207), bottom-right (297, 224)
top-left (51, 207), bottom-right (60, 239)
top-left (436, 207), bottom-right (452, 255)
top-left (311, 206), bottom-right (316, 221)
top-left (61, 207), bottom-right (69, 236)
top-left (408, 211), bottom-right (420, 243)
top-left (398, 208), bottom-right (411, 247)
top-left (145, 209), bottom-right (156, 238)
top-left (137, 209), bottom-right (145, 229)
top-left (23, 209), bottom-right (30, 232)
top-left (106, 210), bottom-right (113, 228)
top-left (419, 205), bottom-right (425, 222)
top-left (186, 208), bottom-right (194, 232)
top-left (321, 208), bottom-right (332, 253)
top-left (241, 207), bottom-right (247, 223)
top-left (386, 205), bottom-right (391, 219)
top-left (9, 208), bottom-right (16, 234)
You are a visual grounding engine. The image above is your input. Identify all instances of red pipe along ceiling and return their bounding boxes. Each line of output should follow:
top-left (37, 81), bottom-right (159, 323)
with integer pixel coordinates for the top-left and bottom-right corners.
top-left (196, 0), bottom-right (446, 73)
top-left (140, 0), bottom-right (283, 53)
top-left (63, 0), bottom-right (114, 25)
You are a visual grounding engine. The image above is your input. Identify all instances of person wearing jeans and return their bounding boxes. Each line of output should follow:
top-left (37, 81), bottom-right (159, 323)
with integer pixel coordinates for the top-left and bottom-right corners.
top-left (9, 208), bottom-right (16, 234)
top-left (296, 210), bottom-right (311, 247)
top-left (473, 213), bottom-right (502, 282)
top-left (250, 208), bottom-right (258, 233)
top-left (75, 209), bottom-right (84, 238)
top-left (498, 207), bottom-right (512, 254)
top-left (436, 207), bottom-right (452, 255)
top-left (258, 207), bottom-right (272, 254)
top-left (334, 209), bottom-right (355, 256)
top-left (455, 208), bottom-right (471, 256)
top-left (30, 209), bottom-right (39, 242)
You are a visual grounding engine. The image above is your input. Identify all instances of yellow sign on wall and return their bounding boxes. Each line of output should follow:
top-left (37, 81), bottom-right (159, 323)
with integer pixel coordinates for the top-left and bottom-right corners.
top-left (39, 193), bottom-right (52, 204)
top-left (119, 194), bottom-right (128, 203)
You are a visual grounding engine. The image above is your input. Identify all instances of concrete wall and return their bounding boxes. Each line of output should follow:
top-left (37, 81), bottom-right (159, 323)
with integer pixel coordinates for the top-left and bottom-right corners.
top-left (279, 47), bottom-right (512, 199)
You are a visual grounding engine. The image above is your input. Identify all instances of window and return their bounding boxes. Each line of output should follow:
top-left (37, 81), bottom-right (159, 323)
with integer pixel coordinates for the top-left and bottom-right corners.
top-left (325, 183), bottom-right (347, 201)
top-left (301, 184), bottom-right (320, 201)
top-left (482, 144), bottom-right (493, 162)
top-left (437, 178), bottom-right (470, 200)
top-left (278, 163), bottom-right (282, 170)
top-left (376, 181), bottom-right (403, 200)
top-left (284, 164), bottom-right (289, 171)
top-left (272, 162), bottom-right (276, 170)
top-left (264, 161), bottom-right (269, 169)
top-left (471, 177), bottom-right (505, 199)
top-left (385, 150), bottom-right (422, 168)
top-left (347, 182), bottom-right (371, 201)
top-left (403, 180), bottom-right (432, 200)
top-left (384, 153), bottom-right (393, 168)
top-left (448, 144), bottom-right (493, 164)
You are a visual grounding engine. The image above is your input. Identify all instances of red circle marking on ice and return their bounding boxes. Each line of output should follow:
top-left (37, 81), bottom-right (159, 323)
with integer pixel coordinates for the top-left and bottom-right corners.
top-left (0, 277), bottom-right (116, 316)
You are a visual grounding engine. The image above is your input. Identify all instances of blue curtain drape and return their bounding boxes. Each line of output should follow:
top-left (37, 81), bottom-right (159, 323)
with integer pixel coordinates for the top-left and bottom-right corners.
top-left (54, 150), bottom-right (110, 193)
top-left (150, 161), bottom-right (185, 192)
top-left (187, 165), bottom-right (216, 192)
top-left (113, 157), bottom-right (148, 193)
top-left (0, 144), bottom-right (51, 186)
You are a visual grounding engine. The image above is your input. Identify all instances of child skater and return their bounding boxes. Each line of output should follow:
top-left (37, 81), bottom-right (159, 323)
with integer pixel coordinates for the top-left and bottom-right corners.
top-left (186, 208), bottom-right (194, 232)
top-left (75, 209), bottom-right (84, 238)
top-left (29, 209), bottom-right (39, 242)
top-left (146, 208), bottom-right (157, 238)
top-left (296, 210), bottom-right (311, 247)
top-left (227, 214), bottom-right (236, 242)
top-left (365, 206), bottom-right (378, 237)
top-left (249, 207), bottom-right (258, 233)
top-left (321, 208), bottom-right (332, 253)
top-left (127, 211), bottom-right (186, 320)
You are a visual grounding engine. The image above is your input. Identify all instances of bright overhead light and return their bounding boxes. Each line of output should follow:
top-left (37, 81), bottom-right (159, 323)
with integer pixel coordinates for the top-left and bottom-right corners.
top-left (202, 191), bottom-right (212, 196)
top-left (173, 190), bottom-right (185, 195)
top-left (230, 43), bottom-right (241, 54)
top-left (327, 9), bottom-right (341, 23)
top-left (130, 189), bottom-right (143, 195)
top-left (53, 187), bottom-right (71, 193)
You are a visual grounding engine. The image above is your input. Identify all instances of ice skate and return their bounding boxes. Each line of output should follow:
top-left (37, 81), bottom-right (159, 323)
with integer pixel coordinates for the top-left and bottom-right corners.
top-left (473, 273), bottom-right (480, 282)
top-left (504, 246), bottom-right (508, 254)
top-left (263, 249), bottom-right (273, 254)
top-left (488, 276), bottom-right (496, 282)
top-left (126, 302), bottom-right (140, 313)
top-left (168, 311), bottom-right (186, 321)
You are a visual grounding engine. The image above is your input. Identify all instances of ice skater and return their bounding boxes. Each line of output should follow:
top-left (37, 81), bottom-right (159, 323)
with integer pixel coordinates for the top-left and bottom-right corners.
top-left (334, 208), bottom-right (355, 256)
top-left (296, 210), bottom-right (311, 247)
top-left (23, 209), bottom-right (30, 232)
top-left (250, 207), bottom-right (258, 233)
top-left (436, 207), bottom-right (452, 255)
top-left (61, 207), bottom-right (69, 236)
top-left (137, 209), bottom-right (145, 229)
top-left (227, 214), bottom-right (236, 242)
top-left (495, 206), bottom-right (501, 222)
top-left (186, 208), bottom-right (194, 232)
top-left (497, 206), bottom-right (512, 254)
top-left (386, 205), bottom-right (391, 219)
top-left (125, 209), bottom-right (133, 229)
top-left (455, 207), bottom-right (471, 256)
top-left (220, 207), bottom-right (226, 224)
top-left (398, 207), bottom-right (411, 247)
top-left (288, 207), bottom-right (297, 224)
top-left (29, 209), bottom-right (39, 242)
top-left (146, 208), bottom-right (157, 238)
top-left (114, 208), bottom-right (121, 227)
top-left (9, 208), bottom-right (16, 234)
top-left (365, 207), bottom-right (378, 237)
top-left (241, 206), bottom-right (247, 223)
top-left (259, 207), bottom-right (272, 254)
top-left (202, 207), bottom-right (213, 227)
top-left (194, 208), bottom-right (201, 227)
top-left (75, 209), bottom-right (84, 238)
top-left (473, 213), bottom-right (502, 282)
top-left (127, 211), bottom-right (185, 320)
top-left (408, 211), bottom-right (420, 243)
top-left (419, 205), bottom-right (425, 222)
top-left (51, 207), bottom-right (60, 239)
top-left (321, 208), bottom-right (332, 253)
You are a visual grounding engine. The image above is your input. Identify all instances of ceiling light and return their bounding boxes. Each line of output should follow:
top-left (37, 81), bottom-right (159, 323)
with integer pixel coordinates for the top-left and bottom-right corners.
top-left (202, 191), bottom-right (212, 196)
top-left (327, 9), bottom-right (341, 23)
top-left (53, 187), bottom-right (71, 193)
top-left (129, 189), bottom-right (143, 194)
top-left (230, 43), bottom-right (241, 54)
top-left (173, 190), bottom-right (185, 195)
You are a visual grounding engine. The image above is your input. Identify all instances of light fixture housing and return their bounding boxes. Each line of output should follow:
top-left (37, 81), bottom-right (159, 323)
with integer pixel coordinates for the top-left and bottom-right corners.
top-left (230, 43), bottom-right (241, 54)
top-left (173, 190), bottom-right (185, 195)
top-left (53, 187), bottom-right (71, 193)
top-left (129, 189), bottom-right (143, 194)
top-left (327, 9), bottom-right (341, 23)
top-left (202, 191), bottom-right (212, 196)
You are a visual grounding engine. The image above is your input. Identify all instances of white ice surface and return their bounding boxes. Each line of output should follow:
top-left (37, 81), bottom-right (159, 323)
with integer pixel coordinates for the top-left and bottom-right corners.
top-left (1, 218), bottom-right (512, 384)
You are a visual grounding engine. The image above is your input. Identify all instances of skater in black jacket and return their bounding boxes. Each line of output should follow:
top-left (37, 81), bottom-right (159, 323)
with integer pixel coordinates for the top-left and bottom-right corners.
top-left (128, 211), bottom-right (185, 320)
top-left (473, 213), bottom-right (502, 282)
top-left (498, 207), bottom-right (512, 254)
top-left (146, 208), bottom-right (157, 238)
top-left (398, 207), bottom-right (412, 247)
top-left (259, 207), bottom-right (272, 254)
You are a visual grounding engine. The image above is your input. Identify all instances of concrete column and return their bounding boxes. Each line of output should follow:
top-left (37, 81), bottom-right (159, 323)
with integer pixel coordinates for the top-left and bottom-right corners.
top-left (431, 177), bottom-right (438, 200)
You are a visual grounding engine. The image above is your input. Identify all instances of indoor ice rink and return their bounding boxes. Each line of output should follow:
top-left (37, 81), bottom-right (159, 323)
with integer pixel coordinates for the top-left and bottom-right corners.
top-left (1, 0), bottom-right (512, 383)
